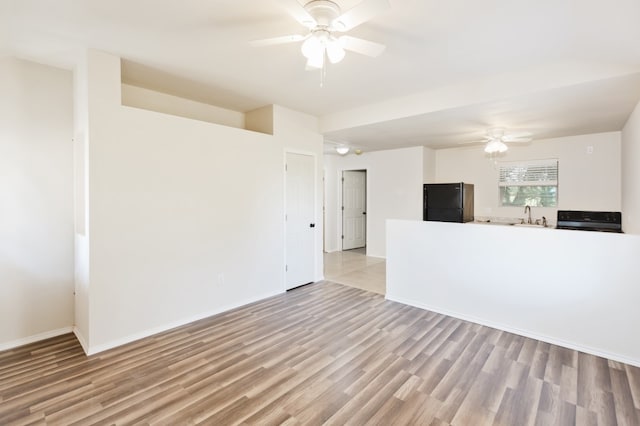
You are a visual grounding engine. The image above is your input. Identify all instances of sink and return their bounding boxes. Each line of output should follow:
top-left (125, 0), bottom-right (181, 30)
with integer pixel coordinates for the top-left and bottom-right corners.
top-left (473, 221), bottom-right (514, 226)
top-left (512, 223), bottom-right (552, 229)
top-left (472, 218), bottom-right (552, 228)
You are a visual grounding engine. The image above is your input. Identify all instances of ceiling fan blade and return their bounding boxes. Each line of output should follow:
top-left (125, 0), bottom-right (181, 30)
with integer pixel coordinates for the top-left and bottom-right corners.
top-left (339, 36), bottom-right (386, 57)
top-left (249, 34), bottom-right (307, 47)
top-left (332, 0), bottom-right (390, 31)
top-left (281, 0), bottom-right (317, 28)
top-left (458, 139), bottom-right (489, 145)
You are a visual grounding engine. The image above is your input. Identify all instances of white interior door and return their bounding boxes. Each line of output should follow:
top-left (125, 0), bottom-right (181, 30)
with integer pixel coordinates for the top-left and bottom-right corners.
top-left (342, 170), bottom-right (366, 250)
top-left (286, 153), bottom-right (315, 290)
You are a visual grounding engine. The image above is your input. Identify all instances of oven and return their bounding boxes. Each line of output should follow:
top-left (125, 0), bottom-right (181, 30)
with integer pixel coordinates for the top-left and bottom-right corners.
top-left (556, 210), bottom-right (622, 233)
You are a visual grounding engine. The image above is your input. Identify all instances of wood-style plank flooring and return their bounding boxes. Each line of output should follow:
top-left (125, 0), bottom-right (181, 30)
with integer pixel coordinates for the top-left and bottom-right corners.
top-left (1, 281), bottom-right (640, 425)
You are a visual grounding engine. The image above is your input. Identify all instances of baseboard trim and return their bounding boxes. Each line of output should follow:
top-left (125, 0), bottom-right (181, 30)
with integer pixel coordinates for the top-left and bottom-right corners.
top-left (73, 327), bottom-right (90, 354)
top-left (85, 290), bottom-right (284, 356)
top-left (0, 327), bottom-right (74, 352)
top-left (386, 293), bottom-right (640, 369)
top-left (365, 254), bottom-right (386, 260)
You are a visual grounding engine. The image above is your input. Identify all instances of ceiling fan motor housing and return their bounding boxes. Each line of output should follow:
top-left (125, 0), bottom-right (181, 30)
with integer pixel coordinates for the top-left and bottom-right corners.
top-left (304, 0), bottom-right (342, 28)
top-left (487, 127), bottom-right (505, 140)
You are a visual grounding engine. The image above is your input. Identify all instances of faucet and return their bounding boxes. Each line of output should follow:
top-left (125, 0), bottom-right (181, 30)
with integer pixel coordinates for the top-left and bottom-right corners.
top-left (524, 205), bottom-right (532, 224)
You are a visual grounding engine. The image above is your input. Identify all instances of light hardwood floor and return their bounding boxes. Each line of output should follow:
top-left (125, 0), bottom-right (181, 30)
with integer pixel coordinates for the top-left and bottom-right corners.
top-left (1, 281), bottom-right (640, 425)
top-left (323, 248), bottom-right (386, 295)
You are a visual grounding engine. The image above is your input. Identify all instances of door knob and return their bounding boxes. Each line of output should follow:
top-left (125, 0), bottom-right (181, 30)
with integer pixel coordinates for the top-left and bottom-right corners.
top-left (362, 212), bottom-right (366, 215)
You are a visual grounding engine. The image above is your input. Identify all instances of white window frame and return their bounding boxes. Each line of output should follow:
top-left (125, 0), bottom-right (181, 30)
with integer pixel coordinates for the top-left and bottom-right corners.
top-left (498, 159), bottom-right (559, 207)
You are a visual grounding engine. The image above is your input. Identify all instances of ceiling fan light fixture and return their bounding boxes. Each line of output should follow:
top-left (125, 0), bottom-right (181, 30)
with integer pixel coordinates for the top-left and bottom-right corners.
top-left (326, 38), bottom-right (345, 63)
top-left (301, 35), bottom-right (323, 59)
top-left (484, 139), bottom-right (508, 154)
top-left (336, 146), bottom-right (350, 155)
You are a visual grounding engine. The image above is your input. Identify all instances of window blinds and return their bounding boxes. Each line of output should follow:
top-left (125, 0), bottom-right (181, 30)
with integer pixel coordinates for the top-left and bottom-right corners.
top-left (498, 159), bottom-right (558, 187)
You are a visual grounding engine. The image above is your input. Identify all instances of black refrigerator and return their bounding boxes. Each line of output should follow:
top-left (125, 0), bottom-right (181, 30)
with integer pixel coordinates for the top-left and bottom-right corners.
top-left (423, 183), bottom-right (474, 223)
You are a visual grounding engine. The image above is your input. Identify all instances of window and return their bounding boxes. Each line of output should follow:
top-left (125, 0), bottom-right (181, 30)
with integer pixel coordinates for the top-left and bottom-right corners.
top-left (498, 159), bottom-right (558, 207)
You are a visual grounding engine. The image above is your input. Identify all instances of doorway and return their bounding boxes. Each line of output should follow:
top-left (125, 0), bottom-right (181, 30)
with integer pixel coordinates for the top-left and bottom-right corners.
top-left (285, 152), bottom-right (316, 290)
top-left (342, 170), bottom-right (366, 251)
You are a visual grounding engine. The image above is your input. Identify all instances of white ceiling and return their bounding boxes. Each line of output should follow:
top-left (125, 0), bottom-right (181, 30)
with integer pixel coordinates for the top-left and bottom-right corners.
top-left (324, 72), bottom-right (640, 151)
top-left (3, 0), bottom-right (640, 152)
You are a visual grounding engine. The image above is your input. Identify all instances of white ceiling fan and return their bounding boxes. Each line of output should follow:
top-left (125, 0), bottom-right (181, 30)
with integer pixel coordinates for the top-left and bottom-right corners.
top-left (464, 128), bottom-right (533, 153)
top-left (250, 0), bottom-right (389, 71)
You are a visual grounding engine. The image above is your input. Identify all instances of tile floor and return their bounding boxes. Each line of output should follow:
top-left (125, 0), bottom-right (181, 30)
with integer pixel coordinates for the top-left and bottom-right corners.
top-left (323, 247), bottom-right (386, 295)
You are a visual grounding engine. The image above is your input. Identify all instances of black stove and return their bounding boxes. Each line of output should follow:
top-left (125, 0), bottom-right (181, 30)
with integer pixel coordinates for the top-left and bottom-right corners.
top-left (556, 210), bottom-right (622, 233)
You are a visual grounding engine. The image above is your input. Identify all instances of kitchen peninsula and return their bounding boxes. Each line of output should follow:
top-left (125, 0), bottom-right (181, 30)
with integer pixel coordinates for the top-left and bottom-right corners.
top-left (386, 219), bottom-right (640, 367)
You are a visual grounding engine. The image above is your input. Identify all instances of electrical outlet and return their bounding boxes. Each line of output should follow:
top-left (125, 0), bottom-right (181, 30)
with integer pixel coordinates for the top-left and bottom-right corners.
top-left (587, 146), bottom-right (594, 154)
top-left (217, 273), bottom-right (225, 286)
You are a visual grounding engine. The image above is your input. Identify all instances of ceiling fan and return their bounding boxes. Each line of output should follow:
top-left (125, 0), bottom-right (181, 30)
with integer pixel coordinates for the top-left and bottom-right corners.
top-left (465, 128), bottom-right (533, 153)
top-left (250, 0), bottom-right (389, 71)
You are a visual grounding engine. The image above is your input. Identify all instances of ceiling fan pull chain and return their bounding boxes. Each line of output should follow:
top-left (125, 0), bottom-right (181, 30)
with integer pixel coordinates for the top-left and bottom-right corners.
top-left (320, 53), bottom-right (326, 87)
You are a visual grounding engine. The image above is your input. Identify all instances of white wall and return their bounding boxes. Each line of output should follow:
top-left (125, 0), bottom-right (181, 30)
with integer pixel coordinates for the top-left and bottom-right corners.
top-left (423, 146), bottom-right (436, 183)
top-left (0, 58), bottom-right (74, 349)
top-left (78, 50), bottom-right (323, 354)
top-left (73, 54), bottom-right (91, 350)
top-left (387, 220), bottom-right (640, 367)
top-left (435, 132), bottom-right (621, 224)
top-left (121, 84), bottom-right (245, 129)
top-left (324, 146), bottom-right (424, 257)
top-left (246, 105), bottom-right (274, 135)
top-left (622, 100), bottom-right (640, 234)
